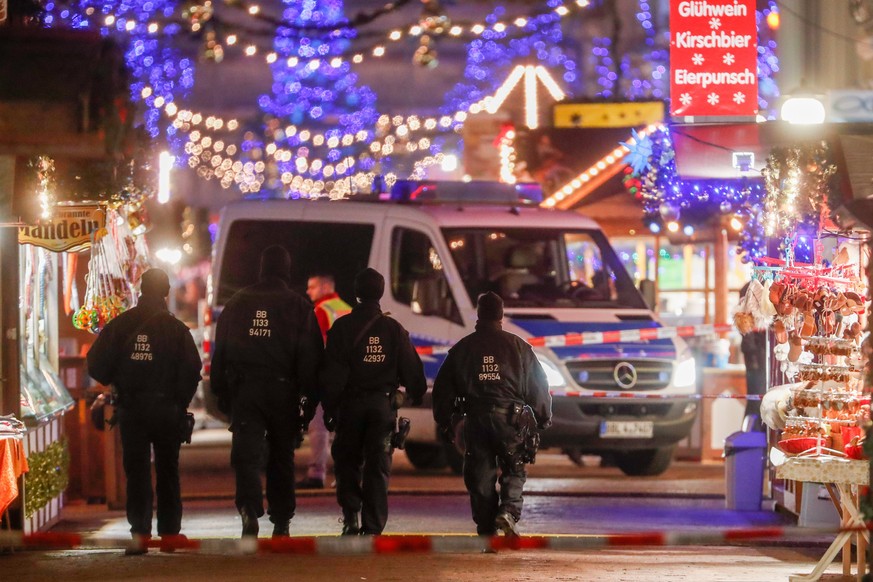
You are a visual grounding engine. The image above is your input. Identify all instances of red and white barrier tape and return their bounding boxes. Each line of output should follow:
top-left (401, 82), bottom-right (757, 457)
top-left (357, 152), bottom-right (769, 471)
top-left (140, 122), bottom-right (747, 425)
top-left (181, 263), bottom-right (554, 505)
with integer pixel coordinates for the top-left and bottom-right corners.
top-left (554, 391), bottom-right (763, 400)
top-left (0, 526), bottom-right (849, 554)
top-left (415, 323), bottom-right (734, 356)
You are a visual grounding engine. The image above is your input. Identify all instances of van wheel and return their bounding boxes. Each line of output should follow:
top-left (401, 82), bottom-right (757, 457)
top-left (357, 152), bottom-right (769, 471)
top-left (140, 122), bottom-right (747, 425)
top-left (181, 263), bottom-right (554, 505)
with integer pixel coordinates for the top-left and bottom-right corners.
top-left (405, 443), bottom-right (448, 470)
top-left (615, 446), bottom-right (674, 476)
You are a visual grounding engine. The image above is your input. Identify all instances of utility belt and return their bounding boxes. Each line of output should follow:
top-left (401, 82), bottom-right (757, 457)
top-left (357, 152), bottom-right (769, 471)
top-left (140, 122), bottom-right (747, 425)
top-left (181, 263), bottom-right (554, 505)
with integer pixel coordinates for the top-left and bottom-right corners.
top-left (466, 400), bottom-right (525, 424)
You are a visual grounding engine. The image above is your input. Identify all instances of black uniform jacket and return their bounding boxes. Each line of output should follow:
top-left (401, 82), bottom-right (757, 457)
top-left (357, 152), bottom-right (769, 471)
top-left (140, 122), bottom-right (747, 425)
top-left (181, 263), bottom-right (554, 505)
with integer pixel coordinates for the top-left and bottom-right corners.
top-left (432, 320), bottom-right (552, 429)
top-left (210, 276), bottom-right (323, 403)
top-left (320, 301), bottom-right (426, 413)
top-left (87, 295), bottom-right (202, 407)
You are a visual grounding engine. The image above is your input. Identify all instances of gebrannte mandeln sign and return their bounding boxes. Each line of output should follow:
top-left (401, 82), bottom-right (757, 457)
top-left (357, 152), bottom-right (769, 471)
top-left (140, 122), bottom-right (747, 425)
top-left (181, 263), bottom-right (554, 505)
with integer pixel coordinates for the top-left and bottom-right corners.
top-left (18, 205), bottom-right (105, 252)
top-left (670, 0), bottom-right (758, 117)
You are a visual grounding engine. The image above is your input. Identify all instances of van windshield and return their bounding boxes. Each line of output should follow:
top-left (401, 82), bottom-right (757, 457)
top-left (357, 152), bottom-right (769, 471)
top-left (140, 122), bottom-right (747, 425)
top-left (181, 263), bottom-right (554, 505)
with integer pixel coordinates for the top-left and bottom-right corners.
top-left (442, 227), bottom-right (647, 310)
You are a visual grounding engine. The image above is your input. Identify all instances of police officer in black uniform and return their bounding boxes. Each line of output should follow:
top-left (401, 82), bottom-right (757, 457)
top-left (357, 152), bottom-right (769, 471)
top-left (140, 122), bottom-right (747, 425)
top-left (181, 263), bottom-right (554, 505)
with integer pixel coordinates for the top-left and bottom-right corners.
top-left (322, 268), bottom-right (426, 535)
top-left (87, 268), bottom-right (201, 554)
top-left (210, 245), bottom-right (323, 538)
top-left (432, 292), bottom-right (551, 537)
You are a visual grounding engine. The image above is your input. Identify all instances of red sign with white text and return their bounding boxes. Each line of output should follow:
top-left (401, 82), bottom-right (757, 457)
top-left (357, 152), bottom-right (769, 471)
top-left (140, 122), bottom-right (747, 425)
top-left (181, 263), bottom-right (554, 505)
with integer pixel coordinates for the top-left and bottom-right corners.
top-left (670, 0), bottom-right (758, 117)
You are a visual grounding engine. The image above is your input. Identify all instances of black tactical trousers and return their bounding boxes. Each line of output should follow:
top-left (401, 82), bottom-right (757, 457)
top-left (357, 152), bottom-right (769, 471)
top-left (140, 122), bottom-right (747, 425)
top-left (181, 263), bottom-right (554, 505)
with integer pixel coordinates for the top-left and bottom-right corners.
top-left (118, 400), bottom-right (183, 536)
top-left (230, 378), bottom-right (297, 524)
top-left (331, 392), bottom-right (395, 534)
top-left (463, 411), bottom-right (526, 535)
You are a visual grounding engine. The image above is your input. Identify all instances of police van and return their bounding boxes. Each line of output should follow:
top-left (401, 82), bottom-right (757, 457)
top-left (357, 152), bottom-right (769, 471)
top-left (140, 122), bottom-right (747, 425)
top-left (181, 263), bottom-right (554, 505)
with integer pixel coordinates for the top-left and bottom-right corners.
top-left (203, 180), bottom-right (698, 476)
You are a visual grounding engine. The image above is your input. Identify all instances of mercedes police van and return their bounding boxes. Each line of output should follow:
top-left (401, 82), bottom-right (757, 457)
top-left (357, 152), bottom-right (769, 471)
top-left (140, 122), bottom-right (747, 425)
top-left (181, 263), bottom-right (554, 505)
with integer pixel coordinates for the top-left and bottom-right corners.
top-left (202, 181), bottom-right (698, 476)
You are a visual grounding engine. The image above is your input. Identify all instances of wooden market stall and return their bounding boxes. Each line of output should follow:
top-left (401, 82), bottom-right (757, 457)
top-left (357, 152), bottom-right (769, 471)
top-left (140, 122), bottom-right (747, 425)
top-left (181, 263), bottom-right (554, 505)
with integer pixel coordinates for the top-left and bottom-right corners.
top-left (0, 27), bottom-right (131, 532)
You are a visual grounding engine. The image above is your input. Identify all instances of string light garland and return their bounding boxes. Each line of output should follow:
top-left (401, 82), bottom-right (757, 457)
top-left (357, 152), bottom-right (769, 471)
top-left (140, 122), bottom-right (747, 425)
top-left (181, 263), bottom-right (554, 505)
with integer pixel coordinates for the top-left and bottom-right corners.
top-left (443, 1), bottom-right (576, 123)
top-left (620, 125), bottom-right (769, 262)
top-left (225, 0), bottom-right (379, 197)
top-left (541, 124), bottom-right (662, 208)
top-left (43, 0), bottom-right (595, 84)
top-left (762, 143), bottom-right (839, 239)
top-left (31, 157), bottom-right (56, 220)
top-left (40, 0), bottom-right (781, 202)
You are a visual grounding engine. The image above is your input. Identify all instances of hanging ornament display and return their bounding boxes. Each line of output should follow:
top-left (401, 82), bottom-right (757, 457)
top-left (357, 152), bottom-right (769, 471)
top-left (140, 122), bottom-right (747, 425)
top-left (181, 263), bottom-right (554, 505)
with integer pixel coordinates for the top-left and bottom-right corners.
top-left (73, 207), bottom-right (150, 334)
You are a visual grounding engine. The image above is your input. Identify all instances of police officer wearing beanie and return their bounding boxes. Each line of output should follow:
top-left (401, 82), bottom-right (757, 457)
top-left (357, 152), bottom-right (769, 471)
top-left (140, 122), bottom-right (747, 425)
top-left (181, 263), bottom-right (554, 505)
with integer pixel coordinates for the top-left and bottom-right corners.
top-left (321, 268), bottom-right (426, 535)
top-left (87, 268), bottom-right (202, 554)
top-left (210, 245), bottom-right (324, 538)
top-left (432, 291), bottom-right (552, 537)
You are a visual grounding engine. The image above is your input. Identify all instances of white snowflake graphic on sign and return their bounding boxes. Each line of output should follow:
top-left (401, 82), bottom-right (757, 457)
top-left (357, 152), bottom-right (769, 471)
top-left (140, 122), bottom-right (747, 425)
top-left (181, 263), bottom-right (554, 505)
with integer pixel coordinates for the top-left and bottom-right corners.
top-left (709, 17), bottom-right (721, 29)
top-left (733, 92), bottom-right (746, 105)
top-left (707, 93), bottom-right (720, 105)
top-left (680, 93), bottom-right (692, 106)
top-left (723, 53), bottom-right (735, 66)
top-left (692, 53), bottom-right (704, 66)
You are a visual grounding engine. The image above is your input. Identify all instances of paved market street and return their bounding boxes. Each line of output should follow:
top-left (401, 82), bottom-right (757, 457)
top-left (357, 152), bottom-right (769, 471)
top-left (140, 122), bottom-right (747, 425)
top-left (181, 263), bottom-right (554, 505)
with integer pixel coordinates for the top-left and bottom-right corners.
top-left (4, 432), bottom-right (860, 582)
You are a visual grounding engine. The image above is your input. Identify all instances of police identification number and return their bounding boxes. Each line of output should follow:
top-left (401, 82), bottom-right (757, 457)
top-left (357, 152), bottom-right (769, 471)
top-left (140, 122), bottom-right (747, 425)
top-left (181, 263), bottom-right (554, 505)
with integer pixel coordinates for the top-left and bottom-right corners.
top-left (249, 310), bottom-right (272, 337)
top-left (363, 336), bottom-right (385, 363)
top-left (479, 355), bottom-right (501, 381)
top-left (130, 334), bottom-right (153, 361)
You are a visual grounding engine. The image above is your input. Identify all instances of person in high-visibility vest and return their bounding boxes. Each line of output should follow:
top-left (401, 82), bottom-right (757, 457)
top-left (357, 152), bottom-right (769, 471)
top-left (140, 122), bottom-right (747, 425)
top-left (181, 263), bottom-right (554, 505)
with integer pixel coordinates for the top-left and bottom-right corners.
top-left (297, 273), bottom-right (352, 489)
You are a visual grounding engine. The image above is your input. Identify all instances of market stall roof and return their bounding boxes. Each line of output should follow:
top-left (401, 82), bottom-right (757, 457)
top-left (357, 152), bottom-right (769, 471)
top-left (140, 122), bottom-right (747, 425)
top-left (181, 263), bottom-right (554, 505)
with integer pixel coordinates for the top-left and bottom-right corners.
top-left (671, 123), bottom-right (769, 179)
top-left (650, 121), bottom-right (873, 195)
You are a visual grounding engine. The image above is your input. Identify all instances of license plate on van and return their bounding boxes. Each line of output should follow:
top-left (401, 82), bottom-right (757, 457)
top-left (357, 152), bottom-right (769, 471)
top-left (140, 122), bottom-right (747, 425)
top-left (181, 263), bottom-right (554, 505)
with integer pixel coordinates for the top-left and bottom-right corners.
top-left (600, 421), bottom-right (654, 439)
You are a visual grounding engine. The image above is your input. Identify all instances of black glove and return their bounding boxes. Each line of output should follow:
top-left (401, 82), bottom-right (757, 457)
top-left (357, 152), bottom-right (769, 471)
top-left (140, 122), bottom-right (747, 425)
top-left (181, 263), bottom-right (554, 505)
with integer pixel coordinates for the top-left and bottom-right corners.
top-left (324, 415), bottom-right (337, 432)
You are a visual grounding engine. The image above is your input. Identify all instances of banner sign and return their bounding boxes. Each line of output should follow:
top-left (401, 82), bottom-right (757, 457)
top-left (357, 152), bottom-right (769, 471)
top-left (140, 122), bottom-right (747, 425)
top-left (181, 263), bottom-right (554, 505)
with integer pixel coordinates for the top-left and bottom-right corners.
top-left (18, 205), bottom-right (105, 252)
top-left (670, 0), bottom-right (758, 117)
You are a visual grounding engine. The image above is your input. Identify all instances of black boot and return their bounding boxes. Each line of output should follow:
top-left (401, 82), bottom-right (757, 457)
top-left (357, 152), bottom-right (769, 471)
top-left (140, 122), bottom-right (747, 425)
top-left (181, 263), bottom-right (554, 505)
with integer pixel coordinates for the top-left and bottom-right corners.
top-left (272, 520), bottom-right (290, 538)
top-left (240, 508), bottom-right (259, 538)
top-left (494, 511), bottom-right (519, 537)
top-left (341, 511), bottom-right (360, 535)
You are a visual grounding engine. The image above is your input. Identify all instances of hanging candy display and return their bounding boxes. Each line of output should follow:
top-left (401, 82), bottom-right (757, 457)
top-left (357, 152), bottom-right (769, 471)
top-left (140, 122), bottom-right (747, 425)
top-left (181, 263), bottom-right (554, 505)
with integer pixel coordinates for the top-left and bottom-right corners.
top-left (73, 206), bottom-right (150, 333)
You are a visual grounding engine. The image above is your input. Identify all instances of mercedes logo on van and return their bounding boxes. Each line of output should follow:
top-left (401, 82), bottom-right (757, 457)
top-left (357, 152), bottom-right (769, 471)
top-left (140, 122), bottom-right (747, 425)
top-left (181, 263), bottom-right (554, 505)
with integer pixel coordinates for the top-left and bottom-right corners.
top-left (613, 361), bottom-right (638, 389)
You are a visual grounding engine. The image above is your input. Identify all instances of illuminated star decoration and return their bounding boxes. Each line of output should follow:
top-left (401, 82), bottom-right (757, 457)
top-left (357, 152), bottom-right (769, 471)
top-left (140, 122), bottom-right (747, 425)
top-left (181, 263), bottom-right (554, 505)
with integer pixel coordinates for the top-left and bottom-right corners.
top-left (478, 64), bottom-right (566, 129)
top-left (621, 129), bottom-right (653, 175)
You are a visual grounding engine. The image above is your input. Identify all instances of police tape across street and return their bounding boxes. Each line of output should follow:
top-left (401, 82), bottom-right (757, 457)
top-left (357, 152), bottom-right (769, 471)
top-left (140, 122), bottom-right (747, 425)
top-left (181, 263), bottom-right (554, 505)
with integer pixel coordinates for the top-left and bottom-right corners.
top-left (414, 323), bottom-right (735, 356)
top-left (0, 525), bottom-right (854, 555)
top-left (416, 321), bottom-right (760, 401)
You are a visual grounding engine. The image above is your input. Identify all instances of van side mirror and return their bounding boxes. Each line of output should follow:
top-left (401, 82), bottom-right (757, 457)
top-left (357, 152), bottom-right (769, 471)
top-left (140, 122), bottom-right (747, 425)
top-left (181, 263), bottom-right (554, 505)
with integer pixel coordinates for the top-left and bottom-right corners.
top-left (411, 276), bottom-right (443, 316)
top-left (639, 279), bottom-right (656, 311)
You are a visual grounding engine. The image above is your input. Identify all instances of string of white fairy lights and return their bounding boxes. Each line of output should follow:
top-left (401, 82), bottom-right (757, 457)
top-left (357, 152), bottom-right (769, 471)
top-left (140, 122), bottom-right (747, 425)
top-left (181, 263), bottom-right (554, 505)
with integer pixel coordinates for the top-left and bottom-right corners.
top-left (172, 61), bottom-right (569, 197)
top-left (47, 1), bottom-right (593, 197)
top-left (46, 0), bottom-right (592, 72)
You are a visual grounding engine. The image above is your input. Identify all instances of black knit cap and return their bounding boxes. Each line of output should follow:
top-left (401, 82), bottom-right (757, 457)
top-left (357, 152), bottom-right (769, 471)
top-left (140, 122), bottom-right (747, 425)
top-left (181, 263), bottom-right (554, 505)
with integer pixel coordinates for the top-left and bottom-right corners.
top-left (140, 268), bottom-right (170, 298)
top-left (355, 267), bottom-right (384, 302)
top-left (259, 245), bottom-right (292, 283)
top-left (477, 291), bottom-right (504, 321)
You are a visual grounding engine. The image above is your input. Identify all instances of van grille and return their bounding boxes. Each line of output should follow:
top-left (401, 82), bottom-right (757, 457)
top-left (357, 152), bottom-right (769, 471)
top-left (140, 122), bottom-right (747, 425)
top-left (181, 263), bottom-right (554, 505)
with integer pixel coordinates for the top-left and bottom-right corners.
top-left (564, 359), bottom-right (673, 391)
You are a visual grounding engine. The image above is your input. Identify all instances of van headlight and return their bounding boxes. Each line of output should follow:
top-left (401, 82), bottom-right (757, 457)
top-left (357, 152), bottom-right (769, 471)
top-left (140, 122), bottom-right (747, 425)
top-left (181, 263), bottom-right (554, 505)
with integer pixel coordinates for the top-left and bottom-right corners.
top-left (672, 354), bottom-right (697, 389)
top-left (536, 355), bottom-right (567, 388)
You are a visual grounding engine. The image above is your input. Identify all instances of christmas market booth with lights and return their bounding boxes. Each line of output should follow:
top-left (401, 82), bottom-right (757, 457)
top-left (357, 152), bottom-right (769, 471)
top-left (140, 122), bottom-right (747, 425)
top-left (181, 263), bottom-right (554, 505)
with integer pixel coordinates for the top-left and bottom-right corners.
top-left (0, 28), bottom-right (154, 533)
